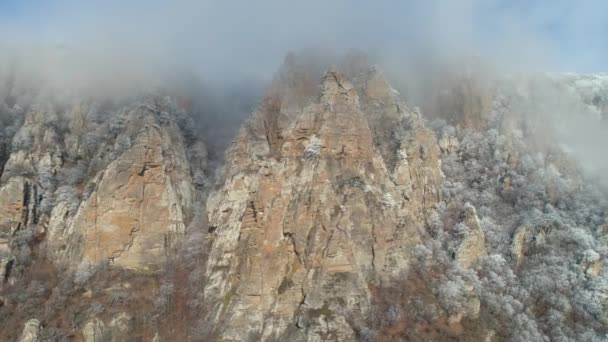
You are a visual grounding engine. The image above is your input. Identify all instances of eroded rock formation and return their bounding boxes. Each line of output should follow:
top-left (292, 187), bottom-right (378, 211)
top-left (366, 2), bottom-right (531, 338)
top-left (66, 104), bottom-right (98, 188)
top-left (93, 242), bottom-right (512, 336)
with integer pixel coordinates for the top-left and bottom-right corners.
top-left (204, 64), bottom-right (442, 340)
top-left (17, 319), bottom-right (40, 342)
top-left (55, 109), bottom-right (194, 270)
top-left (454, 203), bottom-right (486, 268)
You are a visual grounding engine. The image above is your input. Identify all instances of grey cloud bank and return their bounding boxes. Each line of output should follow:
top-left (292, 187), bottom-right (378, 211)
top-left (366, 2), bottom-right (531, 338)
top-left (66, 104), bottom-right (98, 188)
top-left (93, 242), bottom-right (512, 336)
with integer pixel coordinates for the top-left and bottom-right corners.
top-left (2, 0), bottom-right (605, 86)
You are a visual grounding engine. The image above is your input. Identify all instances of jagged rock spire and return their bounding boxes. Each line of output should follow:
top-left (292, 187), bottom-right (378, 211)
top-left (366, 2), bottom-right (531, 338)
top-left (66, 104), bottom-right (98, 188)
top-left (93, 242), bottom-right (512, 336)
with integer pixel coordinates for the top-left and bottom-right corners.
top-left (204, 58), bottom-right (443, 340)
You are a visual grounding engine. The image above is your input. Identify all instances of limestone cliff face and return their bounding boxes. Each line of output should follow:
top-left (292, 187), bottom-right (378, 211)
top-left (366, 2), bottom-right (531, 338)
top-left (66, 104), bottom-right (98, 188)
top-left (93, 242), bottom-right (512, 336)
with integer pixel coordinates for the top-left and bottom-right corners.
top-left (0, 95), bottom-right (206, 340)
top-left (0, 177), bottom-right (29, 239)
top-left (2, 59), bottom-right (607, 341)
top-left (0, 97), bottom-right (202, 279)
top-left (455, 203), bottom-right (487, 269)
top-left (17, 319), bottom-right (40, 342)
top-left (50, 109), bottom-right (194, 270)
top-left (205, 66), bottom-right (442, 340)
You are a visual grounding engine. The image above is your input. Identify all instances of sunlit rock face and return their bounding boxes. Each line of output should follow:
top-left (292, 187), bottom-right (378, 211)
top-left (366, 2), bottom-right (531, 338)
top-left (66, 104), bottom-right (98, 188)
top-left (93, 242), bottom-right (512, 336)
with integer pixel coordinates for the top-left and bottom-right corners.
top-left (454, 203), bottom-right (487, 269)
top-left (0, 92), bottom-right (208, 339)
top-left (204, 58), bottom-right (443, 340)
top-left (17, 319), bottom-right (40, 342)
top-left (0, 96), bottom-right (203, 273)
top-left (65, 110), bottom-right (193, 270)
top-left (0, 177), bottom-right (29, 237)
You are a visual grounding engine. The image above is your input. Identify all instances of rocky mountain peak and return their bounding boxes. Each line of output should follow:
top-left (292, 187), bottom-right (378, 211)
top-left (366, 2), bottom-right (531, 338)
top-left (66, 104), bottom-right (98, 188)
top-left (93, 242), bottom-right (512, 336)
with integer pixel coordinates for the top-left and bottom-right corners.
top-left (203, 60), bottom-right (443, 340)
top-left (0, 56), bottom-right (607, 341)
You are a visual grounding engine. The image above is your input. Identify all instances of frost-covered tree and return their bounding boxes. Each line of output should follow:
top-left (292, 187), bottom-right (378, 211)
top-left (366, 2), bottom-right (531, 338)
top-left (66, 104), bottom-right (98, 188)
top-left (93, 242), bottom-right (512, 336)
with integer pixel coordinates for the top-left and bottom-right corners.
top-left (304, 134), bottom-right (321, 159)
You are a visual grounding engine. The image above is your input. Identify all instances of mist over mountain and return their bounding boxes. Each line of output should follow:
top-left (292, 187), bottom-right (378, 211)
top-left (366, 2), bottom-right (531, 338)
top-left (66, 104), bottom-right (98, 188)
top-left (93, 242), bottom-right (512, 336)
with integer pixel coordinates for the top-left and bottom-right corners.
top-left (1, 1), bottom-right (608, 341)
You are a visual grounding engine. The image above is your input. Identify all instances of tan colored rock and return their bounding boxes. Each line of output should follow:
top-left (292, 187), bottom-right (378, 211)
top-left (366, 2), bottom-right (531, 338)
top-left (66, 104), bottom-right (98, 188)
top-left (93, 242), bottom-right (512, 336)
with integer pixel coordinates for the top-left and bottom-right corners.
top-left (438, 134), bottom-right (459, 153)
top-left (68, 113), bottom-right (193, 271)
top-left (109, 312), bottom-right (133, 334)
top-left (0, 176), bottom-right (27, 231)
top-left (363, 67), bottom-right (397, 101)
top-left (0, 176), bottom-right (38, 288)
top-left (46, 201), bottom-right (75, 262)
top-left (18, 319), bottom-right (41, 342)
top-left (455, 203), bottom-right (487, 268)
top-left (511, 224), bottom-right (528, 267)
top-left (0, 105), bottom-right (67, 289)
top-left (0, 97), bottom-right (209, 337)
top-left (484, 329), bottom-right (496, 342)
top-left (448, 312), bottom-right (464, 325)
top-left (581, 249), bottom-right (601, 277)
top-left (393, 124), bottom-right (443, 218)
top-left (1, 98), bottom-right (205, 274)
top-left (0, 257), bottom-right (13, 286)
top-left (82, 318), bottom-right (106, 342)
top-left (1, 105), bottom-right (63, 184)
top-left (0, 236), bottom-right (8, 256)
top-left (205, 67), bottom-right (442, 340)
top-left (466, 294), bottom-right (481, 319)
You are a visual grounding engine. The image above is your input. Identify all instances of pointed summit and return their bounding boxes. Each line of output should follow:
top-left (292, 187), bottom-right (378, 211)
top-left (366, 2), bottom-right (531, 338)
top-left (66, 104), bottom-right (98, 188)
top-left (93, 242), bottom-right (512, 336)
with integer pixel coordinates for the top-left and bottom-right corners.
top-left (204, 59), bottom-right (443, 340)
top-left (320, 67), bottom-right (359, 108)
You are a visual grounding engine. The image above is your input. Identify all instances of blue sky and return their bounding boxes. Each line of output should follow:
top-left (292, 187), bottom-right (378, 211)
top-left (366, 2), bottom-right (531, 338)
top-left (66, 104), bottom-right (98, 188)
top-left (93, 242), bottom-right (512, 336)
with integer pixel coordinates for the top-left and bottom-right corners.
top-left (0, 0), bottom-right (606, 73)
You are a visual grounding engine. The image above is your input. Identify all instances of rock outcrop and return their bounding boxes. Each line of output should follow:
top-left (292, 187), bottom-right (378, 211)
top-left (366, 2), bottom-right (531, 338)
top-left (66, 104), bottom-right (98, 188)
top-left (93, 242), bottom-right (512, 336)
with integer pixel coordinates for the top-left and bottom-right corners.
top-left (0, 90), bottom-right (209, 339)
top-left (581, 249), bottom-right (601, 277)
top-left (0, 96), bottom-right (207, 340)
top-left (204, 63), bottom-right (442, 340)
top-left (511, 224), bottom-right (528, 267)
top-left (454, 203), bottom-right (486, 268)
top-left (18, 319), bottom-right (41, 342)
top-left (57, 109), bottom-right (193, 270)
top-left (82, 318), bottom-right (106, 342)
top-left (438, 133), bottom-right (459, 154)
top-left (0, 101), bottom-right (199, 271)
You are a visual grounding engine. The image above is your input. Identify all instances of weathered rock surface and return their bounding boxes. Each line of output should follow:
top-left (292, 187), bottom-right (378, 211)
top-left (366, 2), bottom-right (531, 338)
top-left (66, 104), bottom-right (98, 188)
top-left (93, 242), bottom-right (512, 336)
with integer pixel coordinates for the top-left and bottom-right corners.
top-left (205, 64), bottom-right (442, 340)
top-left (0, 100), bottom-right (198, 272)
top-left (0, 177), bottom-right (28, 232)
top-left (581, 249), bottom-right (601, 276)
top-left (511, 224), bottom-right (528, 267)
top-left (63, 111), bottom-right (193, 270)
top-left (18, 319), bottom-right (41, 342)
top-left (82, 318), bottom-right (106, 342)
top-left (455, 203), bottom-right (486, 268)
top-left (0, 92), bottom-right (208, 339)
top-left (438, 133), bottom-right (459, 153)
top-left (427, 67), bottom-right (493, 129)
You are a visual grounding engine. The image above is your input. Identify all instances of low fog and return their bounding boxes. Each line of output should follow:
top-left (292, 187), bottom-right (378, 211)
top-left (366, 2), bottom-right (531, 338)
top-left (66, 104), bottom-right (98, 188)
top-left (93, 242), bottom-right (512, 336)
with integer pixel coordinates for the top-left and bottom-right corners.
top-left (1, 0), bottom-right (601, 91)
top-left (1, 0), bottom-right (607, 181)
